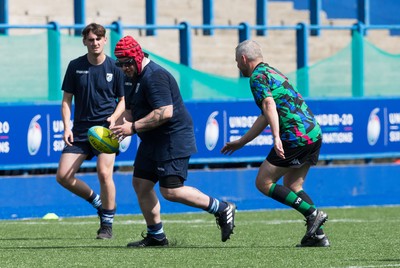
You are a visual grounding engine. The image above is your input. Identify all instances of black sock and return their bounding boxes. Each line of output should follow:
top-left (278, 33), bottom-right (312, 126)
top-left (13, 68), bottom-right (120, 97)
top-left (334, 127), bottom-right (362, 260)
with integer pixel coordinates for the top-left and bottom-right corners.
top-left (147, 222), bottom-right (166, 240)
top-left (205, 197), bottom-right (228, 214)
top-left (86, 192), bottom-right (102, 210)
top-left (100, 208), bottom-right (115, 226)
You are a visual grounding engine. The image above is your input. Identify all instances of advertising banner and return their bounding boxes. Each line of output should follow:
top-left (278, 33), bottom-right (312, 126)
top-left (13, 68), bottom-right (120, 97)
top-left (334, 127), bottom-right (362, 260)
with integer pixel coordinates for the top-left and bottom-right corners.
top-left (0, 98), bottom-right (399, 169)
top-left (190, 98), bottom-right (400, 162)
top-left (0, 104), bottom-right (139, 169)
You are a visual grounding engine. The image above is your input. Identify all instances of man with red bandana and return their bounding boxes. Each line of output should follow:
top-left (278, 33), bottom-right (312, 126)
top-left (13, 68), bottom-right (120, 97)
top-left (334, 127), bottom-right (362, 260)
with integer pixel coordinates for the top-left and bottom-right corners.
top-left (111, 35), bottom-right (236, 247)
top-left (56, 23), bottom-right (125, 239)
top-left (221, 40), bottom-right (329, 247)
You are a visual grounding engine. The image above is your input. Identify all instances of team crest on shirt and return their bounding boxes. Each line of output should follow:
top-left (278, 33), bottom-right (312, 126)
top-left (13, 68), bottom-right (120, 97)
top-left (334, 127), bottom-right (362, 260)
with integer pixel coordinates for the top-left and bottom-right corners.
top-left (106, 73), bottom-right (113, 82)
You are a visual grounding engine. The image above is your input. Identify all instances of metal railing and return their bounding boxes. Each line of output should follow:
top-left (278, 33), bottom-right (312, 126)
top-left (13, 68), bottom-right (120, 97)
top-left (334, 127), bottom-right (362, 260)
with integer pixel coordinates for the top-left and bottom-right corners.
top-left (2, 21), bottom-right (400, 99)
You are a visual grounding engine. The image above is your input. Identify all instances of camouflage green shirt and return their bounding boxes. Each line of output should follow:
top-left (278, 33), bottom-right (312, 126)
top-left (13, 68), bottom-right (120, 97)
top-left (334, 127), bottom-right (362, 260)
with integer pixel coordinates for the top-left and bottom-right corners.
top-left (250, 63), bottom-right (321, 147)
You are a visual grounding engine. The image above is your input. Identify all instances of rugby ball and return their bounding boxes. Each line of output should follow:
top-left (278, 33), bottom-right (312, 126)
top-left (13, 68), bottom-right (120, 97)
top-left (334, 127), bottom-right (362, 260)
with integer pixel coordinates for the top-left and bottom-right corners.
top-left (87, 126), bottom-right (119, 154)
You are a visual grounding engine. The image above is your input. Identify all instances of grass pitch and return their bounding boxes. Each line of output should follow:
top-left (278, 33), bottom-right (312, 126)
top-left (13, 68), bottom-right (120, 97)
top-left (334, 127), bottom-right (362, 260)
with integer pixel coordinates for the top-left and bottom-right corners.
top-left (0, 206), bottom-right (399, 268)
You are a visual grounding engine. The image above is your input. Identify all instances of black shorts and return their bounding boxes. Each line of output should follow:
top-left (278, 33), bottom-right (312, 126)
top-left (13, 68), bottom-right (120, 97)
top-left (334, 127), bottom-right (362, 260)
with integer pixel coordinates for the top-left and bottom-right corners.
top-left (266, 139), bottom-right (322, 168)
top-left (133, 153), bottom-right (189, 188)
top-left (62, 141), bottom-right (100, 160)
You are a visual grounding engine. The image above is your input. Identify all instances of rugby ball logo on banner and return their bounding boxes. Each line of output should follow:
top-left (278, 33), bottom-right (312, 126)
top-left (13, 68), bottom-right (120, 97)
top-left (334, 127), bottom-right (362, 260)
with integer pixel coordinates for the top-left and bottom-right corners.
top-left (27, 115), bottom-right (42, 156)
top-left (205, 111), bottom-right (219, 151)
top-left (367, 108), bottom-right (381, 146)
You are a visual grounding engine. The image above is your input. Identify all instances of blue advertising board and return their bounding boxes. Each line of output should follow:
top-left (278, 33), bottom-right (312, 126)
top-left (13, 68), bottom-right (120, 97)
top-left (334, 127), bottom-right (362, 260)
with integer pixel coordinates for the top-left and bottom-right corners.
top-left (0, 98), bottom-right (399, 169)
top-left (0, 103), bottom-right (140, 169)
top-left (189, 98), bottom-right (400, 162)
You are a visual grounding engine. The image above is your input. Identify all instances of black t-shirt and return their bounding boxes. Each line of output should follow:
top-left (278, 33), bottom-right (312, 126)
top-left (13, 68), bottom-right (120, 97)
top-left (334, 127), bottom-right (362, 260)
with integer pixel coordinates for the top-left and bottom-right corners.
top-left (126, 61), bottom-right (197, 161)
top-left (62, 55), bottom-right (125, 141)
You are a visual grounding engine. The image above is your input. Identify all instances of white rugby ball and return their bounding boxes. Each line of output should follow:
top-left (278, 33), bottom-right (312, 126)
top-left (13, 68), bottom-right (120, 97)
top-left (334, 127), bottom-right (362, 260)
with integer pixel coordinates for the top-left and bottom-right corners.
top-left (87, 126), bottom-right (119, 154)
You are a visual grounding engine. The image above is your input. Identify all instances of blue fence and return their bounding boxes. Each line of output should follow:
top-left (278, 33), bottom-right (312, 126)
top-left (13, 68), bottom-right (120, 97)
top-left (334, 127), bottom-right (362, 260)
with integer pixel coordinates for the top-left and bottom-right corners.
top-left (1, 0), bottom-right (400, 99)
top-left (1, 21), bottom-right (400, 100)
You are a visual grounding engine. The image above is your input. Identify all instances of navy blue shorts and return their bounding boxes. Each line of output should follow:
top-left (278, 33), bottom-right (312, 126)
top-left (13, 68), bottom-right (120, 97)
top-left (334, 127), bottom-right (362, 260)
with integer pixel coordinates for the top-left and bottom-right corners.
top-left (62, 141), bottom-right (101, 160)
top-left (266, 139), bottom-right (322, 168)
top-left (133, 153), bottom-right (189, 188)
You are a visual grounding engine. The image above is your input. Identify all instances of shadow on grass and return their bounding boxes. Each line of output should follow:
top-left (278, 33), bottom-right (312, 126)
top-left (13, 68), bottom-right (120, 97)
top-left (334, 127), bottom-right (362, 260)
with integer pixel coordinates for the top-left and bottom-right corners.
top-left (378, 259), bottom-right (400, 262)
top-left (0, 237), bottom-right (295, 250)
top-left (0, 245), bottom-right (293, 250)
top-left (0, 240), bottom-right (293, 250)
top-left (0, 237), bottom-right (92, 241)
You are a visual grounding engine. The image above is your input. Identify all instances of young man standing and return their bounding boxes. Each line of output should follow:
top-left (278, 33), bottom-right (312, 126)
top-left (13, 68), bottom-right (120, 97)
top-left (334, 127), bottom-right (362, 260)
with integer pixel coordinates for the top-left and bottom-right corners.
top-left (56, 23), bottom-right (125, 239)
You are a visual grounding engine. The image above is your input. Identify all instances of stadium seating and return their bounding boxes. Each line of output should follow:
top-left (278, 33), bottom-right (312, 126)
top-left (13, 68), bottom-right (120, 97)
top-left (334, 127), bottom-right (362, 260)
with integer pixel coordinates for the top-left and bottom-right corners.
top-left (5, 0), bottom-right (400, 77)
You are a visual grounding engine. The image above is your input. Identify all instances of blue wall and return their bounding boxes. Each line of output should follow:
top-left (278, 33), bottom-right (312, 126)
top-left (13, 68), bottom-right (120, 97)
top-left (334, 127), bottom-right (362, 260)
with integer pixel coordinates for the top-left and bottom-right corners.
top-left (1, 163), bottom-right (399, 220)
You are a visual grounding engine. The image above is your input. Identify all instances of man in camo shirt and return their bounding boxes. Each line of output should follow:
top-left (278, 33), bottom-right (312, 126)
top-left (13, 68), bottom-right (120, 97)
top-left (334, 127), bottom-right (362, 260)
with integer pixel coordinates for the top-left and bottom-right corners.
top-left (221, 40), bottom-right (329, 247)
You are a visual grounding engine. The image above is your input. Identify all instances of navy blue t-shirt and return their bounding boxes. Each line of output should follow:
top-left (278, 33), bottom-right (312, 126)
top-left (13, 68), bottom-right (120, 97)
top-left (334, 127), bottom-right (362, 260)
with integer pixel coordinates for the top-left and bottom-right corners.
top-left (62, 55), bottom-right (125, 141)
top-left (126, 61), bottom-right (197, 161)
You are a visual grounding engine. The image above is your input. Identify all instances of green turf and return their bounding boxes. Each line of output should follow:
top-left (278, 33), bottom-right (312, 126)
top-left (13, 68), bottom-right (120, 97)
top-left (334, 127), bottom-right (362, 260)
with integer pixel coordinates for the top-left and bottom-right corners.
top-left (0, 206), bottom-right (399, 268)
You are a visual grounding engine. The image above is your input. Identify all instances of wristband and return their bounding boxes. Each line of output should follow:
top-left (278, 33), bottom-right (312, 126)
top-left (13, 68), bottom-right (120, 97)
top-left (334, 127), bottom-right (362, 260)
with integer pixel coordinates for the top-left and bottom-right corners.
top-left (131, 122), bottom-right (137, 134)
